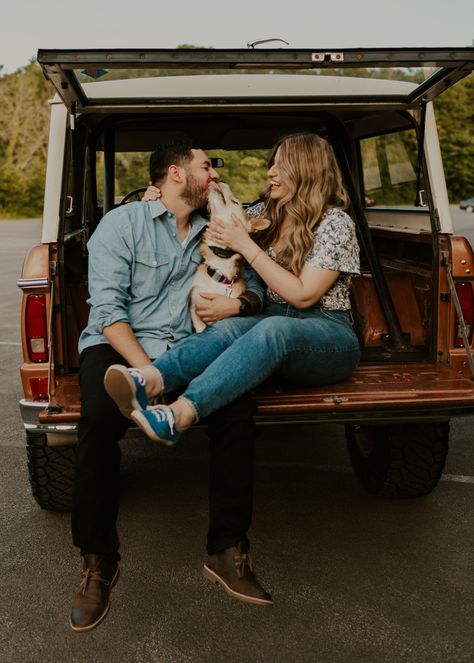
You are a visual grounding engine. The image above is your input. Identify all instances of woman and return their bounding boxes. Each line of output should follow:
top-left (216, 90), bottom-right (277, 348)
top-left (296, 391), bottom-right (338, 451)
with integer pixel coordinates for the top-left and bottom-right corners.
top-left (104, 133), bottom-right (361, 444)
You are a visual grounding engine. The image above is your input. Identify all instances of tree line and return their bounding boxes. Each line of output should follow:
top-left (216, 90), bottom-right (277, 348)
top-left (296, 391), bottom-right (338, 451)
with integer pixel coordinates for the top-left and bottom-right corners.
top-left (0, 60), bottom-right (472, 217)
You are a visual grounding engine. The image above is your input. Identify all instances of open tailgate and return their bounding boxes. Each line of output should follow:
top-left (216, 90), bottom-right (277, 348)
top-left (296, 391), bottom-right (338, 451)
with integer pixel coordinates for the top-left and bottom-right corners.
top-left (38, 363), bottom-right (474, 426)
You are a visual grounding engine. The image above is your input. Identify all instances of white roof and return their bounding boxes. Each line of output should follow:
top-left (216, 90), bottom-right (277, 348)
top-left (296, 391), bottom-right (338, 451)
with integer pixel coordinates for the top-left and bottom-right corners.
top-left (80, 74), bottom-right (417, 99)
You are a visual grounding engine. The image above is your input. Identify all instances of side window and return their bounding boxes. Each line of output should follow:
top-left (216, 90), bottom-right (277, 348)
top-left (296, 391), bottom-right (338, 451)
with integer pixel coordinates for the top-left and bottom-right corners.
top-left (360, 129), bottom-right (423, 208)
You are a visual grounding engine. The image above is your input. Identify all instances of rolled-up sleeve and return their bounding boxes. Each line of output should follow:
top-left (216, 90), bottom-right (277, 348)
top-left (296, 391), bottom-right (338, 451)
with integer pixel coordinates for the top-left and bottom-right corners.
top-left (86, 211), bottom-right (134, 332)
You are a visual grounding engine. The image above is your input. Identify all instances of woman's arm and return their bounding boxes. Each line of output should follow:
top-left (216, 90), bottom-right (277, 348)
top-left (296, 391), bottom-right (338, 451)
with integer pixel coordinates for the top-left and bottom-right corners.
top-left (208, 215), bottom-right (339, 309)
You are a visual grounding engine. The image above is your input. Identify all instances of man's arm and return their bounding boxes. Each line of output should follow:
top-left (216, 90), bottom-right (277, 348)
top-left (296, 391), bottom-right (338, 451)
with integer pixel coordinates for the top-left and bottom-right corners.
top-left (86, 210), bottom-right (149, 364)
top-left (194, 266), bottom-right (264, 324)
top-left (103, 322), bottom-right (150, 367)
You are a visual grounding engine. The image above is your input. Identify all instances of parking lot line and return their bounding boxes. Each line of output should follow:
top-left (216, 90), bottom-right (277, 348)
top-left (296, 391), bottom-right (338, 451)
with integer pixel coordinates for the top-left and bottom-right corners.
top-left (441, 473), bottom-right (474, 484)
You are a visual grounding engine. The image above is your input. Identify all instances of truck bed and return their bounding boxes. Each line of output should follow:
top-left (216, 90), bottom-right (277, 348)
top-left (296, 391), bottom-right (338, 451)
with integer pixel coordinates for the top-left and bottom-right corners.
top-left (38, 363), bottom-right (474, 427)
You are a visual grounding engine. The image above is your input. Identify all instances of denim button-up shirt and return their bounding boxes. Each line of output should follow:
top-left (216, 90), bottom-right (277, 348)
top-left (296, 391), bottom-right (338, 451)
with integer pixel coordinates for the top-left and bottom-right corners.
top-left (79, 200), bottom-right (264, 359)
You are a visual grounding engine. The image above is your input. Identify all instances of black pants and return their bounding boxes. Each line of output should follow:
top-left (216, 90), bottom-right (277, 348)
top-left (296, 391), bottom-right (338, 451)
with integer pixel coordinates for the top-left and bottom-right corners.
top-left (72, 344), bottom-right (256, 558)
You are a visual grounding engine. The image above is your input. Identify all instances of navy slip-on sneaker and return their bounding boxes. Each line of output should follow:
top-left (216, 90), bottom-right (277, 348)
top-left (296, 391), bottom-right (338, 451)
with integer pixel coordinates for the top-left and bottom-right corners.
top-left (130, 404), bottom-right (181, 446)
top-left (104, 365), bottom-right (149, 419)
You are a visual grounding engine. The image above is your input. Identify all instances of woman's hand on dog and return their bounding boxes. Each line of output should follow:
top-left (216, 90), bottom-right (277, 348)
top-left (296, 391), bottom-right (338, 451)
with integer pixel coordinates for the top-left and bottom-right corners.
top-left (195, 292), bottom-right (240, 323)
top-left (142, 185), bottom-right (162, 201)
top-left (207, 213), bottom-right (256, 256)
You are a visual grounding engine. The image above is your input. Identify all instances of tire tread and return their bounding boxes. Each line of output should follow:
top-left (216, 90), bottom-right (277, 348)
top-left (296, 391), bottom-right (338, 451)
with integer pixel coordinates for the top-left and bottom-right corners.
top-left (26, 434), bottom-right (75, 511)
top-left (346, 423), bottom-right (449, 498)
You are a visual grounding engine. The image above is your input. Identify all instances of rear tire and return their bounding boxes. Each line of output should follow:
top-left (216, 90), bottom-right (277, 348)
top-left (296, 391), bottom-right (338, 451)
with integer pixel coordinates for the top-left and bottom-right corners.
top-left (346, 422), bottom-right (449, 498)
top-left (26, 433), bottom-right (75, 511)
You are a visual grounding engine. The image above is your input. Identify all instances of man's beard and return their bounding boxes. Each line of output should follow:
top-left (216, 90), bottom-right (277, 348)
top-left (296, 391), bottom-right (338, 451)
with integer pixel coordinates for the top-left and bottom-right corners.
top-left (180, 171), bottom-right (208, 209)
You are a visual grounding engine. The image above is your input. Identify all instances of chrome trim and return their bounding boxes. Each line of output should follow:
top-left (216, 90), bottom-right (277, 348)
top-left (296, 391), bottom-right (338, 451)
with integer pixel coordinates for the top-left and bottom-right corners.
top-left (17, 278), bottom-right (49, 290)
top-left (24, 422), bottom-right (77, 432)
top-left (19, 399), bottom-right (49, 427)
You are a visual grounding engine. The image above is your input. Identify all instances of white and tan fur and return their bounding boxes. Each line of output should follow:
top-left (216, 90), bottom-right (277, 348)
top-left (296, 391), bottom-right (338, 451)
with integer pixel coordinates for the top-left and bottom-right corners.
top-left (190, 182), bottom-right (270, 332)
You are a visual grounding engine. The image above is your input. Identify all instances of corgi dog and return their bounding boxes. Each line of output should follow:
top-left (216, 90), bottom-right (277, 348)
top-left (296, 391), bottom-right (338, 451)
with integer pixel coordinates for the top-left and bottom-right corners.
top-left (190, 182), bottom-right (270, 332)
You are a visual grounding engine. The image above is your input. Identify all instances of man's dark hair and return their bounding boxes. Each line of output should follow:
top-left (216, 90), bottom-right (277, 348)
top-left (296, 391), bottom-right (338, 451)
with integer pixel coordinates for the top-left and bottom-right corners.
top-left (149, 139), bottom-right (195, 184)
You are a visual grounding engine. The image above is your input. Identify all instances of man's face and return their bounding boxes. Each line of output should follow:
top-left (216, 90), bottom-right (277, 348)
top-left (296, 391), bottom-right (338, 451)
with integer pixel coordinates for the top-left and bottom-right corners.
top-left (181, 149), bottom-right (220, 209)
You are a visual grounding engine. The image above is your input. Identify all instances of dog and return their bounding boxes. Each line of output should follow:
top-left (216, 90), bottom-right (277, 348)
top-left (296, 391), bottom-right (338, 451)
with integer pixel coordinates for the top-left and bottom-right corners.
top-left (190, 182), bottom-right (270, 332)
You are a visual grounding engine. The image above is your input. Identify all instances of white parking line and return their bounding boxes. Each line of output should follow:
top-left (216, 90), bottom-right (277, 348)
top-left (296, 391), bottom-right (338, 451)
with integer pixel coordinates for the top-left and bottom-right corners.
top-left (441, 474), bottom-right (474, 484)
top-left (0, 341), bottom-right (21, 346)
top-left (256, 460), bottom-right (474, 484)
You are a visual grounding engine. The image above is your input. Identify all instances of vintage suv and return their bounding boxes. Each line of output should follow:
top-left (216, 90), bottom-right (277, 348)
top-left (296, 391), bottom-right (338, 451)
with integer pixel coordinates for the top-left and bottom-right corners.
top-left (18, 47), bottom-right (474, 510)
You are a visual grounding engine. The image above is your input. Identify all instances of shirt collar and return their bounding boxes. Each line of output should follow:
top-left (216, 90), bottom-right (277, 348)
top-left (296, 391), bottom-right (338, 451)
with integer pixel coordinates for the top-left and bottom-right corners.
top-left (147, 199), bottom-right (169, 219)
top-left (147, 200), bottom-right (208, 231)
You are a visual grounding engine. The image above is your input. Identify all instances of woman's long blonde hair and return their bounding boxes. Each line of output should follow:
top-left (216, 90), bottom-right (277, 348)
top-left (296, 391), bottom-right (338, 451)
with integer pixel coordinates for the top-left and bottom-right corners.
top-left (257, 133), bottom-right (349, 275)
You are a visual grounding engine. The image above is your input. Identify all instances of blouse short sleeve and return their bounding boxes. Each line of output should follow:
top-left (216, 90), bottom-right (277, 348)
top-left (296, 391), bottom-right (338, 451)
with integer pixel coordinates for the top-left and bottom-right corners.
top-left (306, 208), bottom-right (360, 276)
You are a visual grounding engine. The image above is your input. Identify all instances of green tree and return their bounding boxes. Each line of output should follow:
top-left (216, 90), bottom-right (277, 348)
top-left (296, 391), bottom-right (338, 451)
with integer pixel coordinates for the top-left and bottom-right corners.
top-left (433, 73), bottom-right (474, 202)
top-left (0, 62), bottom-right (50, 216)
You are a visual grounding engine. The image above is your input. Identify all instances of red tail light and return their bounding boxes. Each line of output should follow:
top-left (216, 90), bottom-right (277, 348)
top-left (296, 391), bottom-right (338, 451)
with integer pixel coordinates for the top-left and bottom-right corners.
top-left (29, 377), bottom-right (49, 401)
top-left (25, 294), bottom-right (49, 362)
top-left (454, 282), bottom-right (474, 348)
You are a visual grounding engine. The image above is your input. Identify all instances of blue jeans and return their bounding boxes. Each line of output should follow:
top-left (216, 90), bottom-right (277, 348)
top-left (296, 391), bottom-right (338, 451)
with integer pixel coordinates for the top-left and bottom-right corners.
top-left (152, 303), bottom-right (361, 421)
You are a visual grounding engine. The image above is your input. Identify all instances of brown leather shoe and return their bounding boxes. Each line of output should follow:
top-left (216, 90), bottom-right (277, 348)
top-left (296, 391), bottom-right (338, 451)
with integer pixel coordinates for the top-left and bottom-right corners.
top-left (203, 544), bottom-right (273, 606)
top-left (69, 554), bottom-right (120, 632)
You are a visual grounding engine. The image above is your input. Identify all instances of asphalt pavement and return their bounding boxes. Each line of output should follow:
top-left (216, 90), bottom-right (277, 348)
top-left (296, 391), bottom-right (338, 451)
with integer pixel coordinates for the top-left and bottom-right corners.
top-left (0, 213), bottom-right (473, 663)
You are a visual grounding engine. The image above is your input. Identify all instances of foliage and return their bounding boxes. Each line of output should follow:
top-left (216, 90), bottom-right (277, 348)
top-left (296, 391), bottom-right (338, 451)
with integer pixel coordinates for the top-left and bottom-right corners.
top-left (433, 74), bottom-right (474, 201)
top-left (0, 60), bottom-right (472, 217)
top-left (0, 62), bottom-right (50, 216)
top-left (207, 150), bottom-right (269, 201)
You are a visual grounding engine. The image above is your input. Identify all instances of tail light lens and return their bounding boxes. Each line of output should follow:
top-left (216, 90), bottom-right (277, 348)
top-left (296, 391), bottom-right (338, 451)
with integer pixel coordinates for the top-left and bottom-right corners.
top-left (29, 377), bottom-right (49, 401)
top-left (25, 294), bottom-right (48, 362)
top-left (454, 282), bottom-right (474, 348)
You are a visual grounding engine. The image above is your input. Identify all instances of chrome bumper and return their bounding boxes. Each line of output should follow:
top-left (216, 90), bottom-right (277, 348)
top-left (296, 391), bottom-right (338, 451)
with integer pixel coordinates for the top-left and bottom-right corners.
top-left (19, 399), bottom-right (78, 446)
top-left (19, 398), bottom-right (143, 446)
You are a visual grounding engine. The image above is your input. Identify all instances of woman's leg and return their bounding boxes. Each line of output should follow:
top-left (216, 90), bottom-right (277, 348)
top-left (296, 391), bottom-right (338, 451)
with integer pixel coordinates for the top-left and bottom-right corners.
top-left (104, 316), bottom-right (263, 425)
top-left (152, 315), bottom-right (263, 393)
top-left (177, 312), bottom-right (360, 422)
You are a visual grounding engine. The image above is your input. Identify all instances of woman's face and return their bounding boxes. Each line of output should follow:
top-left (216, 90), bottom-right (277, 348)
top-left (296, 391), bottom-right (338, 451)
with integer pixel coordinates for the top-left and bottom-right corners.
top-left (267, 148), bottom-right (289, 200)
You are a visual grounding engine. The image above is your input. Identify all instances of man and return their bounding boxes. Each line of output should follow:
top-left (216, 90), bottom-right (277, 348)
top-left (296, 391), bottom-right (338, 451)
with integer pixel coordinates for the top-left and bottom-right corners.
top-left (70, 140), bottom-right (272, 633)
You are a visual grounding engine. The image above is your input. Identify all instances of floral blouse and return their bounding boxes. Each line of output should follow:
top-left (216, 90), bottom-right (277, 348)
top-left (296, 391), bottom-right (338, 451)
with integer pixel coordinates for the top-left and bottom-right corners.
top-left (247, 203), bottom-right (360, 310)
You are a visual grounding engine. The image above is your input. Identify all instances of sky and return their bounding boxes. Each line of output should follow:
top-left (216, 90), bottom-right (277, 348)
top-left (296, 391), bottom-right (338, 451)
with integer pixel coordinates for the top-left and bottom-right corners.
top-left (0, 0), bottom-right (473, 73)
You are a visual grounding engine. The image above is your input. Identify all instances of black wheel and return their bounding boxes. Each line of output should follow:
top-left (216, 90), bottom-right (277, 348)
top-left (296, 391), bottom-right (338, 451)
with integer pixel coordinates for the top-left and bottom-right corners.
top-left (26, 433), bottom-right (75, 511)
top-left (345, 422), bottom-right (449, 498)
top-left (119, 187), bottom-right (147, 204)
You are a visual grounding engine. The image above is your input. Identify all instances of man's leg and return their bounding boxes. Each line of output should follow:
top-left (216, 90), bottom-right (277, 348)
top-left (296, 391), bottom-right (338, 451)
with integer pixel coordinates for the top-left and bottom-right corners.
top-left (70, 344), bottom-right (129, 632)
top-left (203, 394), bottom-right (273, 606)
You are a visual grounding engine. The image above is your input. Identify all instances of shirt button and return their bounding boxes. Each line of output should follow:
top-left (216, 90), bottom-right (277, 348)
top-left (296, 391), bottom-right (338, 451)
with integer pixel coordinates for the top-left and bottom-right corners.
top-left (152, 261), bottom-right (158, 266)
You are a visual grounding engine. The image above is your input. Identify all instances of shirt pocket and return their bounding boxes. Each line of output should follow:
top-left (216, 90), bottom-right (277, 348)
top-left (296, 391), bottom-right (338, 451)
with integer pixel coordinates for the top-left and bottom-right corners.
top-left (132, 251), bottom-right (170, 297)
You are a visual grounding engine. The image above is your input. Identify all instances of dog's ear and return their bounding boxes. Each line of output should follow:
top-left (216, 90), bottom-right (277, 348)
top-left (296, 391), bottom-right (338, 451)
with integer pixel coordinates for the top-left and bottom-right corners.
top-left (247, 216), bottom-right (271, 232)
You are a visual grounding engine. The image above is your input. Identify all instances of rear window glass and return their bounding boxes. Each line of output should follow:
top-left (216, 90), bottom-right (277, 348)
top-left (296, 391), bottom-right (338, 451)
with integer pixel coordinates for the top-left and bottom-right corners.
top-left (360, 129), bottom-right (424, 208)
top-left (95, 149), bottom-right (269, 205)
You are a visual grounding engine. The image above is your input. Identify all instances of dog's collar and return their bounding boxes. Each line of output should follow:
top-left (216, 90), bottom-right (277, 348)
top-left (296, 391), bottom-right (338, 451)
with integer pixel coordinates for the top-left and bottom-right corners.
top-left (210, 245), bottom-right (236, 259)
top-left (206, 265), bottom-right (237, 286)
